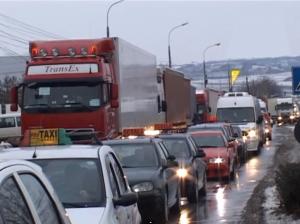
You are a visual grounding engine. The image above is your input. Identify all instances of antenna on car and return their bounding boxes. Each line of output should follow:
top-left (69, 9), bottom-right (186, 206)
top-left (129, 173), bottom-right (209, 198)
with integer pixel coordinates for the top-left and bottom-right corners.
top-left (32, 147), bottom-right (37, 159)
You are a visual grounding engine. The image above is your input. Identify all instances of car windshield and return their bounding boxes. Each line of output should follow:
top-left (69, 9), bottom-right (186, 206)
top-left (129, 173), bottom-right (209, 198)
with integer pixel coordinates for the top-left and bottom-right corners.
top-left (162, 138), bottom-right (190, 158)
top-left (33, 159), bottom-right (105, 208)
top-left (192, 135), bottom-right (225, 148)
top-left (217, 107), bottom-right (255, 123)
top-left (23, 81), bottom-right (105, 112)
top-left (110, 143), bottom-right (159, 168)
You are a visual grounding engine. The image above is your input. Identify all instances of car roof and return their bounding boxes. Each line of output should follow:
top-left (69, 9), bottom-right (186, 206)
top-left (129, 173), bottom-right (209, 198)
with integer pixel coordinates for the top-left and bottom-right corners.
top-left (159, 133), bottom-right (190, 139)
top-left (0, 145), bottom-right (108, 160)
top-left (0, 160), bottom-right (42, 172)
top-left (103, 137), bottom-right (162, 145)
top-left (190, 130), bottom-right (224, 135)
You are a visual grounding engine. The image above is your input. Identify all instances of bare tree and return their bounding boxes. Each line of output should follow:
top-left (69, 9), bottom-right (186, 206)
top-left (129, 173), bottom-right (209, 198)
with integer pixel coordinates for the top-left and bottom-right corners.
top-left (237, 76), bottom-right (282, 99)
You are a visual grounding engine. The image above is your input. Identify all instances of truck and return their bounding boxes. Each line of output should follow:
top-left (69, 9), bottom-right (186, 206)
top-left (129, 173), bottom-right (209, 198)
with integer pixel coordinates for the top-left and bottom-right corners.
top-left (195, 88), bottom-right (222, 123)
top-left (10, 37), bottom-right (192, 141)
top-left (275, 98), bottom-right (298, 124)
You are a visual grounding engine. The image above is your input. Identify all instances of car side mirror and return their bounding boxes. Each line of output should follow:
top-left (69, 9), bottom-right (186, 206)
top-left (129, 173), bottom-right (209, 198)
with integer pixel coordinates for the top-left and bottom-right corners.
top-left (162, 158), bottom-right (178, 168)
top-left (195, 149), bottom-right (206, 158)
top-left (167, 155), bottom-right (176, 161)
top-left (113, 192), bottom-right (138, 207)
top-left (256, 115), bottom-right (263, 124)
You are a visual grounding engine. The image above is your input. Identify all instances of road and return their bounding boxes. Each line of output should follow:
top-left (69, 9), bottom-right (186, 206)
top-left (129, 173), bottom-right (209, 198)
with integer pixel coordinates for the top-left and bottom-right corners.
top-left (168, 127), bottom-right (281, 224)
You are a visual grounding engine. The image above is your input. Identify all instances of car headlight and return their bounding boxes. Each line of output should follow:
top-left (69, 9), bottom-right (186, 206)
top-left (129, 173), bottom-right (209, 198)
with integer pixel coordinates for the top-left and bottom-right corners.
top-left (290, 115), bottom-right (295, 120)
top-left (248, 130), bottom-right (256, 138)
top-left (209, 157), bottom-right (225, 164)
top-left (278, 116), bottom-right (282, 120)
top-left (177, 168), bottom-right (188, 178)
top-left (265, 128), bottom-right (270, 133)
top-left (132, 182), bottom-right (154, 192)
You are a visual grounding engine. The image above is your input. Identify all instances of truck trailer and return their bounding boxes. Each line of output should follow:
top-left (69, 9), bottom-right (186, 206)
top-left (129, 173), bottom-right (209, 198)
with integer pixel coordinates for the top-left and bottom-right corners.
top-left (11, 37), bottom-right (192, 141)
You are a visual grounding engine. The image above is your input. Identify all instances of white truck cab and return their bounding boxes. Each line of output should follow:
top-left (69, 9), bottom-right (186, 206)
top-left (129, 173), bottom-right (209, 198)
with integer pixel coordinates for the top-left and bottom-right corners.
top-left (216, 92), bottom-right (264, 152)
top-left (0, 130), bottom-right (142, 224)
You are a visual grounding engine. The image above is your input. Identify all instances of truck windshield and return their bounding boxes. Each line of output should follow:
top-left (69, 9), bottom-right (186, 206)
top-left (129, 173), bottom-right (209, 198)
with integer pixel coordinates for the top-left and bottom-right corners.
top-left (217, 107), bottom-right (255, 123)
top-left (110, 143), bottom-right (159, 168)
top-left (33, 159), bottom-right (106, 208)
top-left (276, 103), bottom-right (293, 111)
top-left (23, 81), bottom-right (105, 112)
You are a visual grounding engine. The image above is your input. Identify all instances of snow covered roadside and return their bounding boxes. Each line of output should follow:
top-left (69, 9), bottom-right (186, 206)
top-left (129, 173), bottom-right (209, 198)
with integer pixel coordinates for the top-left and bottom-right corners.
top-left (263, 186), bottom-right (298, 224)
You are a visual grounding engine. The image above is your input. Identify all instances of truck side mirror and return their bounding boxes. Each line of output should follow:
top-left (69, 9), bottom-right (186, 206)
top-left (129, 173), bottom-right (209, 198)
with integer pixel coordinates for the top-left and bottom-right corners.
top-left (111, 100), bottom-right (119, 108)
top-left (161, 100), bottom-right (167, 112)
top-left (10, 86), bottom-right (18, 111)
top-left (208, 107), bottom-right (212, 113)
top-left (111, 84), bottom-right (118, 100)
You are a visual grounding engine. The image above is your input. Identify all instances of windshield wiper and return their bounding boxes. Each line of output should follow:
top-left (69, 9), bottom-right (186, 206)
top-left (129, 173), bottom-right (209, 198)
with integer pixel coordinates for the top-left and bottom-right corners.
top-left (199, 145), bottom-right (216, 148)
top-left (62, 202), bottom-right (88, 208)
top-left (25, 103), bottom-right (49, 108)
top-left (62, 102), bottom-right (94, 111)
top-left (122, 165), bottom-right (139, 168)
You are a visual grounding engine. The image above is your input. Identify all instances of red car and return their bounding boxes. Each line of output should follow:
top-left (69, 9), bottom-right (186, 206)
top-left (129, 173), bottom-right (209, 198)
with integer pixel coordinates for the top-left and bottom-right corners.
top-left (191, 130), bottom-right (236, 180)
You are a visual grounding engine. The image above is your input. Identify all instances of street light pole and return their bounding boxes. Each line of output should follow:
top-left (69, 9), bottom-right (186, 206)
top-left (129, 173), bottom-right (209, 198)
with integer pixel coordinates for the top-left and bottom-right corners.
top-left (106, 0), bottom-right (124, 38)
top-left (202, 42), bottom-right (221, 88)
top-left (168, 22), bottom-right (188, 68)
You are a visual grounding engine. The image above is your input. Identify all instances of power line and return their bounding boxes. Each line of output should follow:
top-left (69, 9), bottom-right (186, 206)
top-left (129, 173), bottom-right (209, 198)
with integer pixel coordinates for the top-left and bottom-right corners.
top-left (0, 12), bottom-right (64, 39)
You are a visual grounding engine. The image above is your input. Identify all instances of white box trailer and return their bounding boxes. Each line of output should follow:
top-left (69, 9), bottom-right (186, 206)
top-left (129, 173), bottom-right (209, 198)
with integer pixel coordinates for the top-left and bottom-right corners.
top-left (113, 38), bottom-right (164, 131)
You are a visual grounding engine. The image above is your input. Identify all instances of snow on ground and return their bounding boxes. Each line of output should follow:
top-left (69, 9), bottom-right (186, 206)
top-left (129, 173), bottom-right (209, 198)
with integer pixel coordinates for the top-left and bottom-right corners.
top-left (263, 186), bottom-right (298, 224)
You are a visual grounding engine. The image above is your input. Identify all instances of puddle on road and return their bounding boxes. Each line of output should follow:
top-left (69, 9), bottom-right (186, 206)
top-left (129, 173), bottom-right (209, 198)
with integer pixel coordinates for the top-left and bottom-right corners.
top-left (168, 142), bottom-right (276, 224)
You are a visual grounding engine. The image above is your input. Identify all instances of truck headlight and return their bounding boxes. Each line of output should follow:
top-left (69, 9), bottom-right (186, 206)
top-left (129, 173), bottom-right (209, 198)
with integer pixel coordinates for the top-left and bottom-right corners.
top-left (209, 157), bottom-right (225, 164)
top-left (177, 168), bottom-right (188, 178)
top-left (248, 130), bottom-right (256, 138)
top-left (132, 182), bottom-right (154, 192)
top-left (278, 116), bottom-right (282, 121)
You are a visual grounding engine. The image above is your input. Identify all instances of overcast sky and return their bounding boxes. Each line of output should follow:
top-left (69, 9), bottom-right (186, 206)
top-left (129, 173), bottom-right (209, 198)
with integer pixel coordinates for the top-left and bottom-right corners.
top-left (1, 0), bottom-right (300, 65)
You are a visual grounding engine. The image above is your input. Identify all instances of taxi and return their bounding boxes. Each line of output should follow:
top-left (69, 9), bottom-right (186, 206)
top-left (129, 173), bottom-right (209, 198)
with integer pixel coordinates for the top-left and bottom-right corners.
top-left (0, 128), bottom-right (142, 224)
top-left (0, 160), bottom-right (71, 224)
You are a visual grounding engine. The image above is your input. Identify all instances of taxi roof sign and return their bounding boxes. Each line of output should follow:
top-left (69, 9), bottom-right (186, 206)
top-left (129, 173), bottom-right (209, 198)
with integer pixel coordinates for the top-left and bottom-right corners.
top-left (28, 128), bottom-right (72, 146)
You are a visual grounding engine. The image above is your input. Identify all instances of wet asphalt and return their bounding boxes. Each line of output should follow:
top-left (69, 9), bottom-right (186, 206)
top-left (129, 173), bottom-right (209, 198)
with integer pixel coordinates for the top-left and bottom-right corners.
top-left (168, 128), bottom-right (280, 224)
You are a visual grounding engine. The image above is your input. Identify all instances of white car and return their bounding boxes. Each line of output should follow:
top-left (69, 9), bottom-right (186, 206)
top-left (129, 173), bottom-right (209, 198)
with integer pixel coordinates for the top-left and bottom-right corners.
top-left (0, 145), bottom-right (142, 224)
top-left (0, 160), bottom-right (71, 224)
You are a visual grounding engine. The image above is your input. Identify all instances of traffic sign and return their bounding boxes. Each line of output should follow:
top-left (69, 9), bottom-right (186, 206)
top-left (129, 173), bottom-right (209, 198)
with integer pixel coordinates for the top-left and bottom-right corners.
top-left (292, 67), bottom-right (300, 95)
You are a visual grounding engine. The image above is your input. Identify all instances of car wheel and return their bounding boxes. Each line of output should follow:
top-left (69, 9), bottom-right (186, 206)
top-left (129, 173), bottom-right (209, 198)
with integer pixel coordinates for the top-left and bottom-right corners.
top-left (230, 162), bottom-right (236, 180)
top-left (155, 190), bottom-right (168, 224)
top-left (199, 172), bottom-right (207, 197)
top-left (171, 186), bottom-right (181, 213)
top-left (187, 176), bottom-right (199, 203)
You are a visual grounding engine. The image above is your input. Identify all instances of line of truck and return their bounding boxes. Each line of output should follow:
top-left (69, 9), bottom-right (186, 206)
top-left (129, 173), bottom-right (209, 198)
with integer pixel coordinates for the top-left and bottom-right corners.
top-left (10, 37), bottom-right (220, 142)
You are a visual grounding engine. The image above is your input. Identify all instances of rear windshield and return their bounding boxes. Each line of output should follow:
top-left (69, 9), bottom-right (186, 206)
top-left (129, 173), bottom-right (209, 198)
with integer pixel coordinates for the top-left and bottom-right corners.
top-left (33, 159), bottom-right (106, 208)
top-left (192, 135), bottom-right (225, 148)
top-left (110, 143), bottom-right (159, 168)
top-left (162, 138), bottom-right (190, 158)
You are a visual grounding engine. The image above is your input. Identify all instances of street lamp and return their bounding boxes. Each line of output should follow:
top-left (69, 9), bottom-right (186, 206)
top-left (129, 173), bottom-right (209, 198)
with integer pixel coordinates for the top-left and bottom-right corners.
top-left (203, 42), bottom-right (221, 88)
top-left (168, 22), bottom-right (188, 68)
top-left (106, 0), bottom-right (124, 38)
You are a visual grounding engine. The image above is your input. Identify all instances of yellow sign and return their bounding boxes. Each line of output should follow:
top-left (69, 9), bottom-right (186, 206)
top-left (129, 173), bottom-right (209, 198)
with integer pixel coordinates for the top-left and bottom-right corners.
top-left (30, 128), bottom-right (59, 146)
top-left (230, 69), bottom-right (241, 85)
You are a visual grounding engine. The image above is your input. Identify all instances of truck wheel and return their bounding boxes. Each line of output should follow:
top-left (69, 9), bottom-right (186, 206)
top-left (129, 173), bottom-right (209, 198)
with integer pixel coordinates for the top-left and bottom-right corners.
top-left (187, 178), bottom-right (198, 203)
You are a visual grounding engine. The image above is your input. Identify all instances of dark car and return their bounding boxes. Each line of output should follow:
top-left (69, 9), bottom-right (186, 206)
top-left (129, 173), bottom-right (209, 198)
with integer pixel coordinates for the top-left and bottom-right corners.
top-left (159, 134), bottom-right (207, 203)
top-left (104, 138), bottom-right (180, 224)
top-left (232, 125), bottom-right (248, 163)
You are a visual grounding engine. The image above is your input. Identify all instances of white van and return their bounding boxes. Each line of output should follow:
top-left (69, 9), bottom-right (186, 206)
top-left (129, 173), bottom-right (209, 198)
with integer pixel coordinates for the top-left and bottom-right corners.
top-left (216, 92), bottom-right (264, 152)
top-left (0, 112), bottom-right (21, 140)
